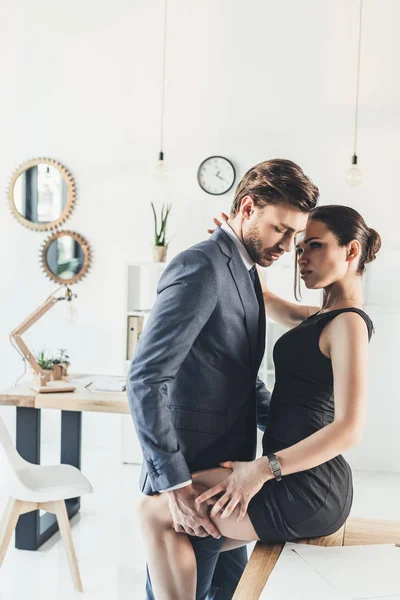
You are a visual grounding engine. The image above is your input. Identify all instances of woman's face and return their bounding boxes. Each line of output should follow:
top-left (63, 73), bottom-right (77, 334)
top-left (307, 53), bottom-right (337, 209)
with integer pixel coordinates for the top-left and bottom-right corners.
top-left (296, 219), bottom-right (350, 289)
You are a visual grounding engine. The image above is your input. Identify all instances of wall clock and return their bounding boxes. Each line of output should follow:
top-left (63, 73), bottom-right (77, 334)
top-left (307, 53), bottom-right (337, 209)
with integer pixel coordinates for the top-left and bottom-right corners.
top-left (197, 156), bottom-right (236, 195)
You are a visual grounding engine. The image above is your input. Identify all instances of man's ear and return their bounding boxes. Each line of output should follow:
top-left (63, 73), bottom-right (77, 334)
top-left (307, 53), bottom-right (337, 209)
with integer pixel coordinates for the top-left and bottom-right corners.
top-left (240, 196), bottom-right (255, 220)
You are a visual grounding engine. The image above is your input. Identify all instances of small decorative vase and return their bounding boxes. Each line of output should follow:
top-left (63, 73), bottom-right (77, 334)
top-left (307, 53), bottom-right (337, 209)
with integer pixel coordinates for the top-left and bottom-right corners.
top-left (153, 245), bottom-right (168, 263)
top-left (60, 362), bottom-right (70, 377)
top-left (37, 370), bottom-right (52, 387)
top-left (51, 364), bottom-right (64, 381)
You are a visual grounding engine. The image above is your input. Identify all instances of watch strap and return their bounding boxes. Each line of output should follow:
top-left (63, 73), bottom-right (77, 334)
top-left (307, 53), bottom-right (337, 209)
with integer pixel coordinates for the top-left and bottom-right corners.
top-left (267, 453), bottom-right (282, 481)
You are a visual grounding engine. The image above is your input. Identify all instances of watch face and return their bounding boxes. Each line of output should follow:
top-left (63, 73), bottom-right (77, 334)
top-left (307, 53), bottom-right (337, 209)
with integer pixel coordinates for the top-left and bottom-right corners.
top-left (197, 156), bottom-right (236, 195)
top-left (268, 454), bottom-right (280, 471)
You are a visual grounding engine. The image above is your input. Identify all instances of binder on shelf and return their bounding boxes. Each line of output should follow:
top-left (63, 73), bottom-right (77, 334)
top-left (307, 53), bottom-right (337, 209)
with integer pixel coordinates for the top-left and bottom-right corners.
top-left (126, 315), bottom-right (144, 360)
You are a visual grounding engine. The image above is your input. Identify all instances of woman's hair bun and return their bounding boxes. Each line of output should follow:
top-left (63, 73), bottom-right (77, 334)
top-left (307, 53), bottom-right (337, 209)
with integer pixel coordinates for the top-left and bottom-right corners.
top-left (366, 228), bottom-right (382, 263)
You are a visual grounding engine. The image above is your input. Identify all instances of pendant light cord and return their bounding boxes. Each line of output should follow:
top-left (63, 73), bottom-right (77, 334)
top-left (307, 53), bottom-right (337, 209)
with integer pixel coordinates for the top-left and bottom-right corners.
top-left (353, 0), bottom-right (363, 156)
top-left (160, 0), bottom-right (168, 152)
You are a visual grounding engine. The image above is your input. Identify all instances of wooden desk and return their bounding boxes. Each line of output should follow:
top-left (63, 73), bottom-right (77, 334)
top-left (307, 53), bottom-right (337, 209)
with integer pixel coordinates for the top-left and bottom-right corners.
top-left (233, 517), bottom-right (400, 599)
top-left (0, 375), bottom-right (129, 551)
top-left (0, 375), bottom-right (129, 414)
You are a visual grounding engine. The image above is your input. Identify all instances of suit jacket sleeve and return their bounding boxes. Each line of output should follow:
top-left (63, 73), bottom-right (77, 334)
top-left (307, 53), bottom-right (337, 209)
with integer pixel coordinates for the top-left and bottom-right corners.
top-left (126, 248), bottom-right (218, 492)
top-left (256, 376), bottom-right (271, 433)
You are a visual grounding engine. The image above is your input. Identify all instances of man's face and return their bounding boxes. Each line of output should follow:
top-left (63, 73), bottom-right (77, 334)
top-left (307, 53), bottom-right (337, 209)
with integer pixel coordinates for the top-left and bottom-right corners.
top-left (241, 202), bottom-right (309, 267)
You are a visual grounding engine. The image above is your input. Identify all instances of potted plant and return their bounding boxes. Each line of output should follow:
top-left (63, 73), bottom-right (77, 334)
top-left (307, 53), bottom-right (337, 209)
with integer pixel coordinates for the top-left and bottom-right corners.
top-left (51, 358), bottom-right (64, 380)
top-left (151, 202), bottom-right (171, 263)
top-left (53, 348), bottom-right (70, 378)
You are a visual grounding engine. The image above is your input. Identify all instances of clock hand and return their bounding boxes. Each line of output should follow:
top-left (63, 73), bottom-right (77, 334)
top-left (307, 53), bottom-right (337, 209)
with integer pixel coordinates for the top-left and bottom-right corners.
top-left (215, 171), bottom-right (225, 181)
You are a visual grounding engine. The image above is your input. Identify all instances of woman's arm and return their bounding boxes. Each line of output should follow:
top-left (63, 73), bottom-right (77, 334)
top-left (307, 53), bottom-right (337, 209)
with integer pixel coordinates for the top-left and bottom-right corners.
top-left (197, 312), bottom-right (369, 518)
top-left (258, 269), bottom-right (320, 328)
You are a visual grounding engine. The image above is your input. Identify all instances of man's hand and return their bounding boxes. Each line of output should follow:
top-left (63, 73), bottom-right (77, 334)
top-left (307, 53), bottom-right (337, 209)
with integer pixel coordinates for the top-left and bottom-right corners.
top-left (196, 459), bottom-right (271, 521)
top-left (166, 484), bottom-right (222, 539)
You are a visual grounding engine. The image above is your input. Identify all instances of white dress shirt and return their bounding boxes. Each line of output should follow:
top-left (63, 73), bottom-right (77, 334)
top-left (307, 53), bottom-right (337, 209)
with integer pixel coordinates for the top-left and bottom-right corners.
top-left (160, 222), bottom-right (254, 492)
top-left (221, 221), bottom-right (255, 271)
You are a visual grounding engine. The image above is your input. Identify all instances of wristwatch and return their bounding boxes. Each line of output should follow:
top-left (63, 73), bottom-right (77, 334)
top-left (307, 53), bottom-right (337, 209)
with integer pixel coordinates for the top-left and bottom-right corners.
top-left (267, 453), bottom-right (282, 481)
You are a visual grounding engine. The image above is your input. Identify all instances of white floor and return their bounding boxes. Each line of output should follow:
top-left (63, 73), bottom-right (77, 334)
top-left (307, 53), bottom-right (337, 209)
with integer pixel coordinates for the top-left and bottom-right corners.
top-left (0, 446), bottom-right (399, 600)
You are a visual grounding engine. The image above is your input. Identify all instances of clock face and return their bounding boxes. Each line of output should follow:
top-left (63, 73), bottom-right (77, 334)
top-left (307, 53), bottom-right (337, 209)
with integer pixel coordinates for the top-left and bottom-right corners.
top-left (197, 156), bottom-right (236, 195)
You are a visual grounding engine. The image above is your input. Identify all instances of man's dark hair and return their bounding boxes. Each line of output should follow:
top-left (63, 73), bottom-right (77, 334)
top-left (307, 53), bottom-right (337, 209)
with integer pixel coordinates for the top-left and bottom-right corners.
top-left (231, 159), bottom-right (319, 216)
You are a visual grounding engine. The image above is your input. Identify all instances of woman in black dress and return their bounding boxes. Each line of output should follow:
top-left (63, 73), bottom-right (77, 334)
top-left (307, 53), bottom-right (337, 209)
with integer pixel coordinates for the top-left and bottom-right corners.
top-left (138, 204), bottom-right (381, 599)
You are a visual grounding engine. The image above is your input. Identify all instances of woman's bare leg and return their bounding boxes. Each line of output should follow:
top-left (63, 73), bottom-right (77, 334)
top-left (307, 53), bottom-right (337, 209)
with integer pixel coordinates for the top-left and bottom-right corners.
top-left (137, 468), bottom-right (259, 600)
top-left (137, 492), bottom-right (197, 600)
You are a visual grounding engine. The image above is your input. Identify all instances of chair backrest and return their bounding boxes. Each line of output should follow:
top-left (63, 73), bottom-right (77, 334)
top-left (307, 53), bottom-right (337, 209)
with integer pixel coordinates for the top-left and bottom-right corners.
top-left (0, 412), bottom-right (26, 483)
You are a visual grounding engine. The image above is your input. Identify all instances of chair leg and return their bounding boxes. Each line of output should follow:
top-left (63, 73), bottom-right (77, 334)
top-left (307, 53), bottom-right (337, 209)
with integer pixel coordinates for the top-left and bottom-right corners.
top-left (41, 500), bottom-right (83, 592)
top-left (0, 499), bottom-right (22, 569)
top-left (0, 498), bottom-right (15, 542)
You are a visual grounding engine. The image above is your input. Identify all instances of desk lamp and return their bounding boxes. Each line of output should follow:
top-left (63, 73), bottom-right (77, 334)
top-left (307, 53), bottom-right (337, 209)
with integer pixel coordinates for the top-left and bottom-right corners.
top-left (10, 286), bottom-right (77, 393)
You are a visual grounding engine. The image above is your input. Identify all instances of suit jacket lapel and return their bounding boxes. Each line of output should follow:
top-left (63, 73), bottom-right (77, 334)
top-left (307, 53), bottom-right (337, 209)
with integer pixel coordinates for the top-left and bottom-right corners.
top-left (211, 229), bottom-right (259, 363)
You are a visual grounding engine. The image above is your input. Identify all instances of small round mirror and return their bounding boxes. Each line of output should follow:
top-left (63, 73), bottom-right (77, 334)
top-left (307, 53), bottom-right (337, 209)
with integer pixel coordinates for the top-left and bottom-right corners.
top-left (41, 231), bottom-right (91, 285)
top-left (8, 158), bottom-right (76, 231)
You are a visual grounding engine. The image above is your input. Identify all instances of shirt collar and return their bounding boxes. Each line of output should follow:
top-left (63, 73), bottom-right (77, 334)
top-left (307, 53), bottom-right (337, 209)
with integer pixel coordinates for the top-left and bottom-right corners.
top-left (221, 222), bottom-right (255, 271)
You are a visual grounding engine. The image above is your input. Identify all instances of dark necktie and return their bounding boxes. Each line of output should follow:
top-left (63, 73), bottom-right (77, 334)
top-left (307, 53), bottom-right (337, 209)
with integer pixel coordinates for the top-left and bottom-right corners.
top-left (249, 265), bottom-right (266, 369)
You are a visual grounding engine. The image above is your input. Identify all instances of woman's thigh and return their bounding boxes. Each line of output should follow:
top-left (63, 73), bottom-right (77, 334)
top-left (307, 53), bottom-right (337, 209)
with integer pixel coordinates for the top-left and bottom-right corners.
top-left (192, 468), bottom-right (260, 542)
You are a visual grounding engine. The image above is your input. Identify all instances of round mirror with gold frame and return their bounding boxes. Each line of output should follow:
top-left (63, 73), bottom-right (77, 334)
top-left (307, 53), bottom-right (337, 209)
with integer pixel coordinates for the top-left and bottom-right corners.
top-left (8, 158), bottom-right (76, 231)
top-left (40, 230), bottom-right (91, 285)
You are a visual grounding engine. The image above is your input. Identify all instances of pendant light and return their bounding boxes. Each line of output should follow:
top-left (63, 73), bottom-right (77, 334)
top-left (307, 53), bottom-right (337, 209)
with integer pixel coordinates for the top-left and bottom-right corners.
top-left (346, 0), bottom-right (363, 187)
top-left (155, 0), bottom-right (169, 182)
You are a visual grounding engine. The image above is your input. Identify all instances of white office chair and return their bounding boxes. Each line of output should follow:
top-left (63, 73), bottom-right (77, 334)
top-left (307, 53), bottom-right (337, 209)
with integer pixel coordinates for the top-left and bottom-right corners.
top-left (0, 414), bottom-right (93, 592)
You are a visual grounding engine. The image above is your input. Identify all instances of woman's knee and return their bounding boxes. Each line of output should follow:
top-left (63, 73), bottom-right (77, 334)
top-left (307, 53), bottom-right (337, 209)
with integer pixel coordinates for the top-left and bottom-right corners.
top-left (136, 494), bottom-right (154, 522)
top-left (137, 493), bottom-right (171, 530)
top-left (137, 494), bottom-right (164, 523)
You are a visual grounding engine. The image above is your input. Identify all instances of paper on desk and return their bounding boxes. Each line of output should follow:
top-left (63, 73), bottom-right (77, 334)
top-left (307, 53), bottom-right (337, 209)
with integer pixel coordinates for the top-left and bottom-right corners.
top-left (261, 543), bottom-right (400, 600)
top-left (293, 543), bottom-right (400, 598)
top-left (67, 375), bottom-right (126, 391)
top-left (92, 376), bottom-right (126, 392)
top-left (68, 376), bottom-right (94, 388)
top-left (260, 543), bottom-right (352, 600)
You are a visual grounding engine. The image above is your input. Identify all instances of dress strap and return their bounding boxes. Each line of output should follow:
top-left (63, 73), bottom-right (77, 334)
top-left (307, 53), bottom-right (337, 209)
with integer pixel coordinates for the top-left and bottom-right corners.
top-left (314, 308), bottom-right (374, 341)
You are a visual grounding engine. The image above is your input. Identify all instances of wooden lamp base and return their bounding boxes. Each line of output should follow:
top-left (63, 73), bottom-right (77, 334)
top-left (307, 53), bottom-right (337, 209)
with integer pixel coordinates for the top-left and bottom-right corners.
top-left (30, 380), bottom-right (76, 394)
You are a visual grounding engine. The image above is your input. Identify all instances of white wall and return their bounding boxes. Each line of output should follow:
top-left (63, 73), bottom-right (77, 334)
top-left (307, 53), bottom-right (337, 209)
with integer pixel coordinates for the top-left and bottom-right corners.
top-left (0, 1), bottom-right (399, 469)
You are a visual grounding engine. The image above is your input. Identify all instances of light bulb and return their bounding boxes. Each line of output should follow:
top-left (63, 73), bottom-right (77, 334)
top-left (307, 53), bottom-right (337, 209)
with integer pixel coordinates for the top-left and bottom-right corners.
top-left (66, 302), bottom-right (77, 323)
top-left (65, 300), bottom-right (78, 323)
top-left (345, 154), bottom-right (362, 187)
top-left (155, 151), bottom-right (168, 181)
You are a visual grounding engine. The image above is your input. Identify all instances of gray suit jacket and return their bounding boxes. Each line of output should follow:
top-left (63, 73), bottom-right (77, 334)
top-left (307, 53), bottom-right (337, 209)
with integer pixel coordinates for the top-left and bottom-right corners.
top-left (126, 228), bottom-right (271, 494)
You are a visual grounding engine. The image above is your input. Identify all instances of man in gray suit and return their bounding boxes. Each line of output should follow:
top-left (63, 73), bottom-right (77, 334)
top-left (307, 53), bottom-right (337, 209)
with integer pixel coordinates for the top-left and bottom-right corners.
top-left (127, 159), bottom-right (319, 599)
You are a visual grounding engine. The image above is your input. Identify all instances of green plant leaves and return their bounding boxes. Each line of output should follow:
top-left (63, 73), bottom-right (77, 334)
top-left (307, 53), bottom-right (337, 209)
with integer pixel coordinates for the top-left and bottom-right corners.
top-left (151, 202), bottom-right (171, 246)
top-left (34, 348), bottom-right (70, 369)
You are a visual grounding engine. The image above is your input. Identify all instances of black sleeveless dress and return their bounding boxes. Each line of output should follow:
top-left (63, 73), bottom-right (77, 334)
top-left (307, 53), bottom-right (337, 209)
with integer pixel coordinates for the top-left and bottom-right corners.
top-left (247, 308), bottom-right (374, 543)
